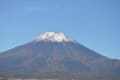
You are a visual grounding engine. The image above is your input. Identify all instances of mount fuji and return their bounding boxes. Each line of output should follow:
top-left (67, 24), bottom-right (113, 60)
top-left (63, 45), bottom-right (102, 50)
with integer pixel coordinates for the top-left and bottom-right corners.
top-left (0, 32), bottom-right (120, 80)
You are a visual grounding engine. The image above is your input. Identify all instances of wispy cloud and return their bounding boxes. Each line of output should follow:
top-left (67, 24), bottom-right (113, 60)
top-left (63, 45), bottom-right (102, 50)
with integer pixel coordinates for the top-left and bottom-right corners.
top-left (22, 4), bottom-right (59, 13)
top-left (12, 5), bottom-right (60, 16)
top-left (25, 6), bottom-right (49, 12)
top-left (0, 0), bottom-right (60, 16)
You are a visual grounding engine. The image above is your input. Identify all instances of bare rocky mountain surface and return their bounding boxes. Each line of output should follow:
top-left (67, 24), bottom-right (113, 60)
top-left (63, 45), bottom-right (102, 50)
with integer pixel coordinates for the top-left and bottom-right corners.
top-left (0, 32), bottom-right (120, 80)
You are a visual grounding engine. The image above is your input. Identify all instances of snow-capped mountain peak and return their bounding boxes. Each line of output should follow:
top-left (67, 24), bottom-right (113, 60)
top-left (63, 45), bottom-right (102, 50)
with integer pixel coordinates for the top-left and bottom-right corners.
top-left (33, 32), bottom-right (73, 42)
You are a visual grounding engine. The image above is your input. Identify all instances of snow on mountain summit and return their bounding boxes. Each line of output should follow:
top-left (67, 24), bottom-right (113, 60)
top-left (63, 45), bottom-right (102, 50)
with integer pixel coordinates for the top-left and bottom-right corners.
top-left (33, 32), bottom-right (73, 42)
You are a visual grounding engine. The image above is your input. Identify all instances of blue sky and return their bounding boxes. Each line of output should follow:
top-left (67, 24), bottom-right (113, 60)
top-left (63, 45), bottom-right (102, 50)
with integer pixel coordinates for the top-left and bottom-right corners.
top-left (0, 0), bottom-right (120, 59)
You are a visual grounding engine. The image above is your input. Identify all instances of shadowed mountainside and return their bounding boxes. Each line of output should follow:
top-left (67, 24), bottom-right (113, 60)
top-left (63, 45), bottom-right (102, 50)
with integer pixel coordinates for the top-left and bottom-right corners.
top-left (0, 32), bottom-right (120, 79)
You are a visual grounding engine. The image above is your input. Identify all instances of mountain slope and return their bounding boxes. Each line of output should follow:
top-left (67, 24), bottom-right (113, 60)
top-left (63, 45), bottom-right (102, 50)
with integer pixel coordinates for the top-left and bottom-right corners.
top-left (0, 32), bottom-right (120, 79)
